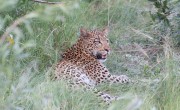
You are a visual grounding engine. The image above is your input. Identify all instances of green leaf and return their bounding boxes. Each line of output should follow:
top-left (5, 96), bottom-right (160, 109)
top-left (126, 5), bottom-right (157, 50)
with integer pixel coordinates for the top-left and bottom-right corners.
top-left (154, 1), bottom-right (161, 8)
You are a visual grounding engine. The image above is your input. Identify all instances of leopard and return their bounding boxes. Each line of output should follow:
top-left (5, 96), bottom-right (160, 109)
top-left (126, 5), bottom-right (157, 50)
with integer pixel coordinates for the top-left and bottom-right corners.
top-left (55, 27), bottom-right (130, 104)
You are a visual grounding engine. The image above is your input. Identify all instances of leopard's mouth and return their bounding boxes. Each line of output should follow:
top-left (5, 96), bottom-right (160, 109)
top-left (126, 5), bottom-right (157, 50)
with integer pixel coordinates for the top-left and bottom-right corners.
top-left (92, 50), bottom-right (109, 61)
top-left (96, 53), bottom-right (107, 60)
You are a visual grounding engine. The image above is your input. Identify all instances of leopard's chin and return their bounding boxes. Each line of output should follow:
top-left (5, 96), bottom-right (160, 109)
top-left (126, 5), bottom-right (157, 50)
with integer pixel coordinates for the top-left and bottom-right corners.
top-left (98, 58), bottom-right (107, 63)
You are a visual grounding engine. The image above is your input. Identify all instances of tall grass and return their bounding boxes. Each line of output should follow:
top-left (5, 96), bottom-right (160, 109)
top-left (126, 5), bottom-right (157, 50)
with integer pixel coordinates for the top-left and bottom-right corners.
top-left (0, 0), bottom-right (179, 110)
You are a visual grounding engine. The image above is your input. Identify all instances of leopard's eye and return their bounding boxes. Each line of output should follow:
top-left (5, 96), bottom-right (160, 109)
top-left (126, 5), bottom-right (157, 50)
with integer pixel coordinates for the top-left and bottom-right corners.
top-left (94, 38), bottom-right (100, 43)
top-left (94, 38), bottom-right (101, 47)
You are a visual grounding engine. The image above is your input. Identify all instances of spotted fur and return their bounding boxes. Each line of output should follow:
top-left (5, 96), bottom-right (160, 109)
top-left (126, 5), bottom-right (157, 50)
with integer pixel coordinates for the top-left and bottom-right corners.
top-left (55, 27), bottom-right (130, 104)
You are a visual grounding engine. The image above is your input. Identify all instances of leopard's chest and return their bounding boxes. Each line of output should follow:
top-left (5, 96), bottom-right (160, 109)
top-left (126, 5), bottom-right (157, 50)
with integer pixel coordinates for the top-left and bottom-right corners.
top-left (56, 53), bottom-right (108, 85)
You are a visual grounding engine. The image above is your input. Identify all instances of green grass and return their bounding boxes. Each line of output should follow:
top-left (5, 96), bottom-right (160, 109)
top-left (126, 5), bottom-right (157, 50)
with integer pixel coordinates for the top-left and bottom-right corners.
top-left (0, 0), bottom-right (180, 110)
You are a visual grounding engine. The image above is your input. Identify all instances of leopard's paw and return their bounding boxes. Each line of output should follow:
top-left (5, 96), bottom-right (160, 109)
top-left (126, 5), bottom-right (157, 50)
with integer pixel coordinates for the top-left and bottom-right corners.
top-left (119, 75), bottom-right (130, 83)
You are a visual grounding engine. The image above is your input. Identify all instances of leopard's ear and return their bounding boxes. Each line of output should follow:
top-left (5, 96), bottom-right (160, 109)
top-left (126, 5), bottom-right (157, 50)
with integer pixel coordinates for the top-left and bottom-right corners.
top-left (80, 28), bottom-right (91, 38)
top-left (102, 27), bottom-right (109, 36)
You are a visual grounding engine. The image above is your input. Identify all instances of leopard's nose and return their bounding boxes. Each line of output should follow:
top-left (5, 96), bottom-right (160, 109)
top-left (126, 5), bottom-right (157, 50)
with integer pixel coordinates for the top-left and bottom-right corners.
top-left (105, 49), bottom-right (109, 53)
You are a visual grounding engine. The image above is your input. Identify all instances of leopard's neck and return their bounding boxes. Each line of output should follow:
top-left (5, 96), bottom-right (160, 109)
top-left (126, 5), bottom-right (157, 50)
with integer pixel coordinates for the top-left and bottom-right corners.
top-left (62, 42), bottom-right (97, 65)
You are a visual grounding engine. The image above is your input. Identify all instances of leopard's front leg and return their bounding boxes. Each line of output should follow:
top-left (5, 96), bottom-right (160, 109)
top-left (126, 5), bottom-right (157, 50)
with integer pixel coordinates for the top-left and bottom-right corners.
top-left (85, 62), bottom-right (130, 84)
top-left (92, 66), bottom-right (130, 84)
top-left (107, 74), bottom-right (130, 84)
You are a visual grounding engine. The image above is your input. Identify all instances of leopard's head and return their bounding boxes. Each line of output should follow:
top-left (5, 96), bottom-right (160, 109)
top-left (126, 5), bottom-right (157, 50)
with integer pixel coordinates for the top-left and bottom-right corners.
top-left (78, 28), bottom-right (110, 62)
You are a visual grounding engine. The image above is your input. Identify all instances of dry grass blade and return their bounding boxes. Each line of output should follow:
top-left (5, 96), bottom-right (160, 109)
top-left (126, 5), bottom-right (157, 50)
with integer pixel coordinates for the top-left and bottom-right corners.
top-left (33, 0), bottom-right (63, 5)
top-left (0, 12), bottom-right (38, 45)
top-left (126, 97), bottom-right (143, 110)
top-left (130, 27), bottom-right (153, 40)
top-left (163, 36), bottom-right (173, 60)
top-left (134, 43), bottom-right (149, 58)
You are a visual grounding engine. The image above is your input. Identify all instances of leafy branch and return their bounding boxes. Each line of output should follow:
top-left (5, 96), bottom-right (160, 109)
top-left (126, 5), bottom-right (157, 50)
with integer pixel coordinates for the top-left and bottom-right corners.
top-left (148, 0), bottom-right (170, 26)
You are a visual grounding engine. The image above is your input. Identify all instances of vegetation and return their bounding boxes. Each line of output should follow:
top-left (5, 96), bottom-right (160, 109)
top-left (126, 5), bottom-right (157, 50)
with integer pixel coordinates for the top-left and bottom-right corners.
top-left (0, 0), bottom-right (179, 109)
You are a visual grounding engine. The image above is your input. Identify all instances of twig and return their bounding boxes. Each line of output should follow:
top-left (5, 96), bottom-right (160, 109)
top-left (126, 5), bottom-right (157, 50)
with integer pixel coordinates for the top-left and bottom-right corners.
top-left (32, 0), bottom-right (62, 5)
